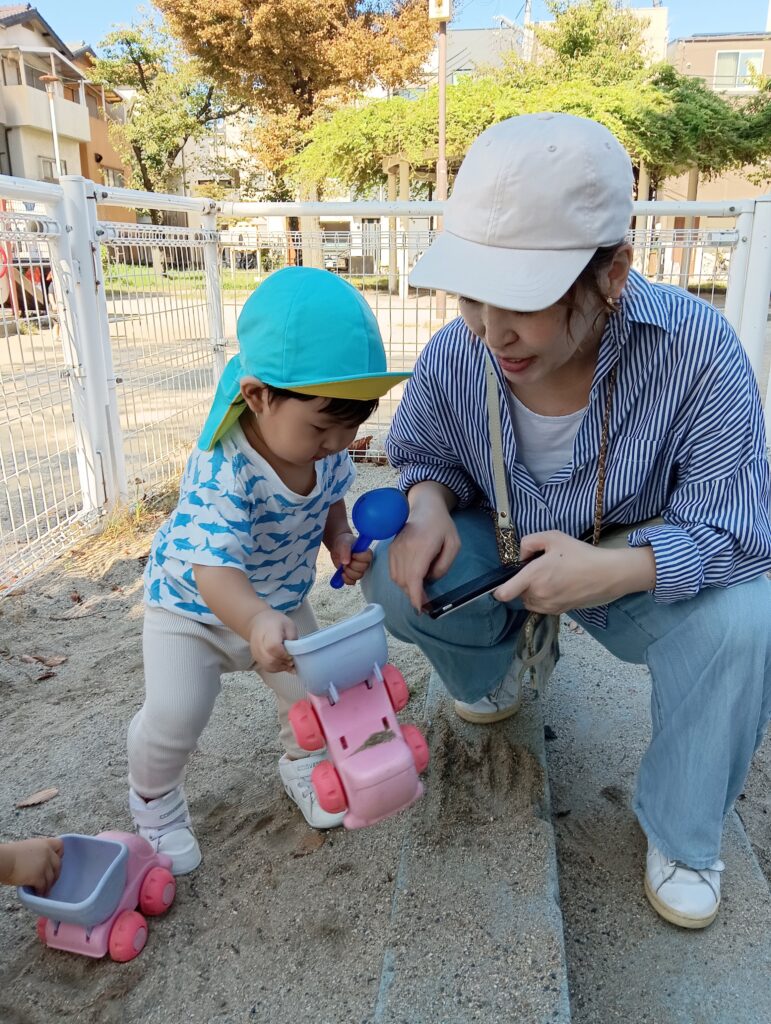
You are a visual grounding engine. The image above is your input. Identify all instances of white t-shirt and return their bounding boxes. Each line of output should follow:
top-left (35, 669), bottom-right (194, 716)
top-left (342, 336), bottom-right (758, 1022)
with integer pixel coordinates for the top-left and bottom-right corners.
top-left (144, 421), bottom-right (355, 624)
top-left (508, 392), bottom-right (586, 486)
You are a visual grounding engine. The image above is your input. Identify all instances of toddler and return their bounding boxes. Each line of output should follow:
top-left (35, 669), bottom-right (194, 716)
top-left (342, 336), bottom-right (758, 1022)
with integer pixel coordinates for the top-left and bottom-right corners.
top-left (128, 267), bottom-right (409, 874)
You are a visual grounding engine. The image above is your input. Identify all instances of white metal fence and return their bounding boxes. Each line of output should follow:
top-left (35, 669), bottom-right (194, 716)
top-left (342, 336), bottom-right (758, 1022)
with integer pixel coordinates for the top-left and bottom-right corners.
top-left (1, 173), bottom-right (770, 593)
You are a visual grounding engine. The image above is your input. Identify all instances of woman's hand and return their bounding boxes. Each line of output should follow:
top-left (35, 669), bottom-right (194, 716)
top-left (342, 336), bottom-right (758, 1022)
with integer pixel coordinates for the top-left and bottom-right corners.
top-left (328, 531), bottom-right (373, 586)
top-left (248, 608), bottom-right (298, 673)
top-left (389, 494), bottom-right (461, 611)
top-left (493, 531), bottom-right (657, 613)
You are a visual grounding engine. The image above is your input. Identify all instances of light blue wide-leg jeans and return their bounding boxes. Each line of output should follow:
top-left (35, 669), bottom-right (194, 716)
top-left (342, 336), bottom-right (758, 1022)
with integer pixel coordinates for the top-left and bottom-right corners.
top-left (362, 508), bottom-right (771, 869)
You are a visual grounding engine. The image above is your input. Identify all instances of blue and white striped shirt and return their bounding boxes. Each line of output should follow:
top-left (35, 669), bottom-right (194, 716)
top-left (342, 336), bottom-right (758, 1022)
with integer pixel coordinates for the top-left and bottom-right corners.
top-left (387, 270), bottom-right (771, 627)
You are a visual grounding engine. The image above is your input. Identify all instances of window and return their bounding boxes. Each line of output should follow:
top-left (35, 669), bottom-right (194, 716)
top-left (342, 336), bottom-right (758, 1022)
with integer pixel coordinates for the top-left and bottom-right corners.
top-left (102, 167), bottom-right (125, 188)
top-left (40, 157), bottom-right (67, 182)
top-left (714, 50), bottom-right (764, 90)
top-left (26, 62), bottom-right (50, 93)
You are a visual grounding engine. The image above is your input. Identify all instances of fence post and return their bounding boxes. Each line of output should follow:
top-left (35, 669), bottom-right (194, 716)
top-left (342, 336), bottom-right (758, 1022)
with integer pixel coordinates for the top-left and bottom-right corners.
top-left (201, 204), bottom-right (227, 379)
top-left (723, 208), bottom-right (753, 335)
top-left (736, 197), bottom-right (771, 398)
top-left (59, 175), bottom-right (128, 510)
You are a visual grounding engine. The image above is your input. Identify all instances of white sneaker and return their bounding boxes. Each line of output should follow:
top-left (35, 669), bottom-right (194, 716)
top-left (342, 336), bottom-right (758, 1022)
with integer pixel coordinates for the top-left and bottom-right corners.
top-left (129, 785), bottom-right (202, 876)
top-left (454, 659), bottom-right (524, 724)
top-left (278, 753), bottom-right (346, 829)
top-left (645, 844), bottom-right (724, 929)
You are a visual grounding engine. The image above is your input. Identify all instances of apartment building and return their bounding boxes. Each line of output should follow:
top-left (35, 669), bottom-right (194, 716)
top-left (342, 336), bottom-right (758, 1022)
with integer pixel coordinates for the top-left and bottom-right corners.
top-left (0, 5), bottom-right (134, 222)
top-left (0, 4), bottom-right (89, 180)
top-left (662, 30), bottom-right (771, 204)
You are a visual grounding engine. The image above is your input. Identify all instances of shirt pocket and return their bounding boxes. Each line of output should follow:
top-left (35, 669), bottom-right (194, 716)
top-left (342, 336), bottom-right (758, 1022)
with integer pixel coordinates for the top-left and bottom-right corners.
top-left (602, 436), bottom-right (665, 518)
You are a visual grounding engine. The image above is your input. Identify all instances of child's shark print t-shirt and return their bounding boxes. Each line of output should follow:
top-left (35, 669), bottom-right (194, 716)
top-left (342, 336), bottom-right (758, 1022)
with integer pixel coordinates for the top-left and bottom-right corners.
top-left (144, 421), bottom-right (355, 624)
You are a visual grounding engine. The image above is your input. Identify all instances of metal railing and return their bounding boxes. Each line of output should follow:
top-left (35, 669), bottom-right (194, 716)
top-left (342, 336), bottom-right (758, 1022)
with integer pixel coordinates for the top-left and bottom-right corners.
top-left (1, 173), bottom-right (770, 592)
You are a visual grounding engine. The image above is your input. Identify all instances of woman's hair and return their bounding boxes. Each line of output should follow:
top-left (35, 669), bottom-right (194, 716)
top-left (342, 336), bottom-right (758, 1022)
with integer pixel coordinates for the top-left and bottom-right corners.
top-left (265, 384), bottom-right (378, 427)
top-left (561, 242), bottom-right (625, 337)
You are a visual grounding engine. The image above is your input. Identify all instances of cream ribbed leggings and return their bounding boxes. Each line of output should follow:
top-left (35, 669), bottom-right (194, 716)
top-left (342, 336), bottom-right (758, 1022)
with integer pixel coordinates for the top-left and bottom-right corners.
top-left (127, 603), bottom-right (318, 799)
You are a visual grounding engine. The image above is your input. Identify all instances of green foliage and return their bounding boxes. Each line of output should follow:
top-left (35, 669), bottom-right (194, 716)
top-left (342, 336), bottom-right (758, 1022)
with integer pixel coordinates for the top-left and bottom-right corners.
top-left (91, 12), bottom-right (242, 199)
top-left (533, 0), bottom-right (648, 84)
top-left (292, 0), bottom-right (771, 193)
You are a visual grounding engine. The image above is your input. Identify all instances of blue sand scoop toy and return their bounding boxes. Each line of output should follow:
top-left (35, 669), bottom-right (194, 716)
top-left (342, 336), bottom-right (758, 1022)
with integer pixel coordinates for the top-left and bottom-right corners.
top-left (330, 487), bottom-right (409, 589)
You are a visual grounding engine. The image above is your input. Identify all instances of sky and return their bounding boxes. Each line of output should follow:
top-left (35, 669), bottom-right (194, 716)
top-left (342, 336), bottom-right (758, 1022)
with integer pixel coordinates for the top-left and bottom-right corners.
top-left (33, 0), bottom-right (771, 53)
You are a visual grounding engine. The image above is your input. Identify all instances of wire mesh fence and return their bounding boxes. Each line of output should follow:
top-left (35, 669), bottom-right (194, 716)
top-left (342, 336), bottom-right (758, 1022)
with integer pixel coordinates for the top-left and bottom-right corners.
top-left (99, 222), bottom-right (227, 503)
top-left (0, 200), bottom-right (95, 591)
top-left (217, 218), bottom-right (746, 459)
top-left (1, 178), bottom-right (770, 593)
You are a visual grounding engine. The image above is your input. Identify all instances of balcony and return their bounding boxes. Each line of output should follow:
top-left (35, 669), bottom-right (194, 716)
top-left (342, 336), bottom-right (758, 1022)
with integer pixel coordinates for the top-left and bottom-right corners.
top-left (1, 83), bottom-right (90, 142)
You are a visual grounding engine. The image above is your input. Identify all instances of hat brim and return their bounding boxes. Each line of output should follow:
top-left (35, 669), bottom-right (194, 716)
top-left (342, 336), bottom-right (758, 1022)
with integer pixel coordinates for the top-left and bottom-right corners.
top-left (284, 372), bottom-right (410, 400)
top-left (198, 361), bottom-right (410, 451)
top-left (409, 230), bottom-right (595, 312)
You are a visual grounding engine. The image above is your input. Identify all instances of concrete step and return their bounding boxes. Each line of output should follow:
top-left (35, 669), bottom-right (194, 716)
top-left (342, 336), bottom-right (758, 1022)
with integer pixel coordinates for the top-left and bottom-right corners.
top-left (546, 626), bottom-right (771, 1024)
top-left (372, 669), bottom-right (571, 1023)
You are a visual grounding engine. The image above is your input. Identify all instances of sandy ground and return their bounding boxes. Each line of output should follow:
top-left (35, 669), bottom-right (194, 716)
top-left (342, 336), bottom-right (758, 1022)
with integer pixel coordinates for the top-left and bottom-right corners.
top-left (0, 462), bottom-right (769, 1024)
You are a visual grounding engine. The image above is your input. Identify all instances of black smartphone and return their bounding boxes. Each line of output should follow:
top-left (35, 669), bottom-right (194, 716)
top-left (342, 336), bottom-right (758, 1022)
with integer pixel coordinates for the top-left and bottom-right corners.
top-left (421, 554), bottom-right (541, 619)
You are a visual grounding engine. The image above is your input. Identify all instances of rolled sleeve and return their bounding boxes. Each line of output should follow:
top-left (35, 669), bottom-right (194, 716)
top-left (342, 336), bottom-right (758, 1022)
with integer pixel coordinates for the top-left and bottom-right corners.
top-left (628, 523), bottom-right (703, 602)
top-left (395, 460), bottom-right (480, 508)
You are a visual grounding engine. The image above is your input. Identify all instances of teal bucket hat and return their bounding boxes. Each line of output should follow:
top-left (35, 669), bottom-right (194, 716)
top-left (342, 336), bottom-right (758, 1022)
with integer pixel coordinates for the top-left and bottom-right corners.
top-left (199, 267), bottom-right (410, 450)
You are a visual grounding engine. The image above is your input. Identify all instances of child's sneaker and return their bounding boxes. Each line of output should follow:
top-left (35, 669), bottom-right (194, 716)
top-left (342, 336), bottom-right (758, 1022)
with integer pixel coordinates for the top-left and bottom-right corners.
top-left (129, 785), bottom-right (202, 875)
top-left (278, 753), bottom-right (346, 829)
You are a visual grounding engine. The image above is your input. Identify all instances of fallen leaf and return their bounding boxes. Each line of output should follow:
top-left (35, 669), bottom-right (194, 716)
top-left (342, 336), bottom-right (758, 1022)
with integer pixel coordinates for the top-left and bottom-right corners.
top-left (40, 655), bottom-right (67, 667)
top-left (354, 728), bottom-right (396, 754)
top-left (22, 654), bottom-right (67, 668)
top-left (16, 787), bottom-right (59, 808)
top-left (292, 832), bottom-right (326, 858)
top-left (69, 590), bottom-right (82, 604)
top-left (35, 671), bottom-right (56, 682)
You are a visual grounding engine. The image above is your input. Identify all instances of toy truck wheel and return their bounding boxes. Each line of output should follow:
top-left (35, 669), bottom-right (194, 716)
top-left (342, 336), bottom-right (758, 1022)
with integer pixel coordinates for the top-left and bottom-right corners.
top-left (36, 917), bottom-right (48, 944)
top-left (288, 699), bottom-right (325, 751)
top-left (382, 665), bottom-right (409, 712)
top-left (139, 866), bottom-right (176, 916)
top-left (310, 760), bottom-right (347, 814)
top-left (109, 910), bottom-right (148, 962)
top-left (401, 724), bottom-right (429, 774)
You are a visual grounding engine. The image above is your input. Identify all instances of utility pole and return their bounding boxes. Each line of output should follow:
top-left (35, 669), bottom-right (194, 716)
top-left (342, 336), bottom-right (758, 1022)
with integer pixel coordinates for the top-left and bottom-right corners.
top-left (520, 0), bottom-right (532, 64)
top-left (39, 74), bottom-right (63, 178)
top-left (429, 0), bottom-right (451, 318)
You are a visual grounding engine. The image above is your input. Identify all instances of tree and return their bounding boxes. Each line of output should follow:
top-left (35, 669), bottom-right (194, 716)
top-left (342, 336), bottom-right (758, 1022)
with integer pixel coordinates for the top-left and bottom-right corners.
top-left (91, 13), bottom-right (244, 220)
top-left (292, 0), bottom-right (771, 194)
top-left (154, 0), bottom-right (435, 119)
top-left (532, 0), bottom-right (648, 84)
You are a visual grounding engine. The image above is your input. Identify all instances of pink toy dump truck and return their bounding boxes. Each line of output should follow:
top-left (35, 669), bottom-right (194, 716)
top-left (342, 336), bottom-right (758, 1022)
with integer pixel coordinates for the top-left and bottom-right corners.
top-left (286, 603), bottom-right (429, 829)
top-left (18, 831), bottom-right (175, 962)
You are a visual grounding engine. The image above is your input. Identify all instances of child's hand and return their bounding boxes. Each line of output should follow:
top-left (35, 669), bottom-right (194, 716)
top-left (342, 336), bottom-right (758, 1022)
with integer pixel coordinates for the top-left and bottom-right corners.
top-left (329, 532), bottom-right (373, 586)
top-left (0, 837), bottom-right (63, 893)
top-left (248, 609), bottom-right (298, 673)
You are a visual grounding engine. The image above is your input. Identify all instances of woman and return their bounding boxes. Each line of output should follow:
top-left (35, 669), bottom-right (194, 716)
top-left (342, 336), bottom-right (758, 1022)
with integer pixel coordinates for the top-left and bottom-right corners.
top-left (362, 112), bottom-right (771, 929)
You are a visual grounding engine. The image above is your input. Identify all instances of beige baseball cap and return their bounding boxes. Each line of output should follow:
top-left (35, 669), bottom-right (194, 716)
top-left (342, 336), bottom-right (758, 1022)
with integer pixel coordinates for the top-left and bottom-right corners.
top-left (409, 112), bottom-right (634, 311)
